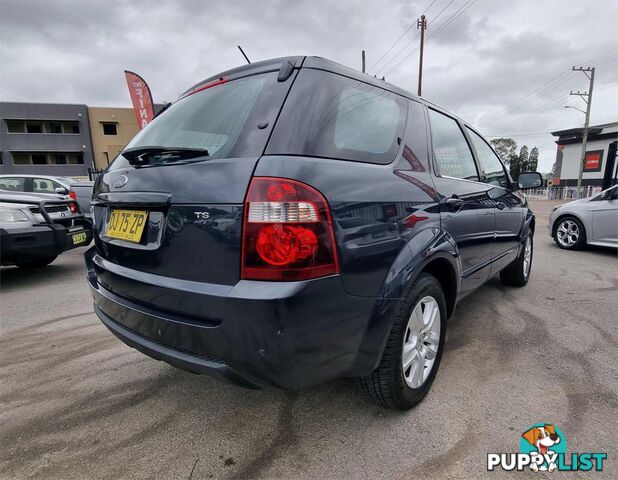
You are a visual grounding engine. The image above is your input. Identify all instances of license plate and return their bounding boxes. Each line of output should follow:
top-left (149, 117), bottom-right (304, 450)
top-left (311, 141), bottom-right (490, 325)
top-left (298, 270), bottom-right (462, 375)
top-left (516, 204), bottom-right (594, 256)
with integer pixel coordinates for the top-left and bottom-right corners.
top-left (106, 209), bottom-right (148, 243)
top-left (72, 231), bottom-right (88, 245)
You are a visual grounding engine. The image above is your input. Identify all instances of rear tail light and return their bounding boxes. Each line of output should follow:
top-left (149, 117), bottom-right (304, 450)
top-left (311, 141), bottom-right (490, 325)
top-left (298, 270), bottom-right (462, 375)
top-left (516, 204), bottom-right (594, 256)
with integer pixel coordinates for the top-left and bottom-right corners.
top-left (241, 177), bottom-right (339, 281)
top-left (69, 191), bottom-right (77, 213)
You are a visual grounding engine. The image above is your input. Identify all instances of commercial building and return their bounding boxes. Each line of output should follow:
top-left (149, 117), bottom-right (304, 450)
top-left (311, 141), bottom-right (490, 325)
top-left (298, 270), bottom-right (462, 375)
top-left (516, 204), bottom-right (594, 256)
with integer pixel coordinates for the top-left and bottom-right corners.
top-left (551, 122), bottom-right (618, 189)
top-left (0, 102), bottom-right (95, 177)
top-left (88, 107), bottom-right (141, 169)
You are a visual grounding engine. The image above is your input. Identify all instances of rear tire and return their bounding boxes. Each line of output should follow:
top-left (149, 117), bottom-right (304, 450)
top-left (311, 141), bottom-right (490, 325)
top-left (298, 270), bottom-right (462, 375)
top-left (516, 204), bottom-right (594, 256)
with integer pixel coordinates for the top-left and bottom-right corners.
top-left (16, 256), bottom-right (57, 269)
top-left (553, 216), bottom-right (586, 250)
top-left (500, 232), bottom-right (533, 287)
top-left (359, 273), bottom-right (447, 410)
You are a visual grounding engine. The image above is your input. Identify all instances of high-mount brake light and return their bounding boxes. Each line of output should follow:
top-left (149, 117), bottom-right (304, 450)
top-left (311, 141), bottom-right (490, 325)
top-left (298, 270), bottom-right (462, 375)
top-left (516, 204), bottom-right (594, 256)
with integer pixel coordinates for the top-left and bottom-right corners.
top-left (241, 177), bottom-right (339, 281)
top-left (186, 76), bottom-right (229, 97)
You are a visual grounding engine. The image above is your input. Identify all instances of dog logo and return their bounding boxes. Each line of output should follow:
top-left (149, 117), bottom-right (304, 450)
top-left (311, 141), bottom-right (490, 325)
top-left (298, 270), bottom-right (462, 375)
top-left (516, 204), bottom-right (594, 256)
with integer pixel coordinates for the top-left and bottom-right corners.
top-left (488, 422), bottom-right (607, 472)
top-left (521, 424), bottom-right (562, 471)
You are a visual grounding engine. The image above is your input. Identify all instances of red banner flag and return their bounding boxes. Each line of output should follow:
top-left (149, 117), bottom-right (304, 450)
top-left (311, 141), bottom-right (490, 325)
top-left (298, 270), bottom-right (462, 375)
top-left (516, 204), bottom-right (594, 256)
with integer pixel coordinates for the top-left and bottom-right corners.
top-left (124, 70), bottom-right (154, 129)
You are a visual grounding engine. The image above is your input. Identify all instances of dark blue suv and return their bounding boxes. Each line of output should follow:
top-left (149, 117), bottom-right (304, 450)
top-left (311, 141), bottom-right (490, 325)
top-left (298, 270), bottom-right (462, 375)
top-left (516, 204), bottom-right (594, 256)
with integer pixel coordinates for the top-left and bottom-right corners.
top-left (86, 56), bottom-right (542, 409)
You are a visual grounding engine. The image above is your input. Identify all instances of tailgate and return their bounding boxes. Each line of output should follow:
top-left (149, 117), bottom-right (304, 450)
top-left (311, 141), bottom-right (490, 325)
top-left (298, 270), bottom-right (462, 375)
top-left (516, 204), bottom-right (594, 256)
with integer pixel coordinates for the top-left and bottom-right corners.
top-left (92, 159), bottom-right (254, 285)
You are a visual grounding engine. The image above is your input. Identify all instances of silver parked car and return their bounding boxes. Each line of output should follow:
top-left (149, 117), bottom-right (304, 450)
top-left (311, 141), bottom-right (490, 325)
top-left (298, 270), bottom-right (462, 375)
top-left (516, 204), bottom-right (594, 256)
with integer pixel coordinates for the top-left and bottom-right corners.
top-left (548, 185), bottom-right (618, 249)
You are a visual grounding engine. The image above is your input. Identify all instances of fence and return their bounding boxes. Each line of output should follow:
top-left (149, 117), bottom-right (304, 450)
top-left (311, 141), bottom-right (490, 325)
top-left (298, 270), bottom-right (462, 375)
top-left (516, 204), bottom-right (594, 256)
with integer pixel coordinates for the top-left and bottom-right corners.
top-left (525, 185), bottom-right (602, 201)
top-left (87, 167), bottom-right (105, 181)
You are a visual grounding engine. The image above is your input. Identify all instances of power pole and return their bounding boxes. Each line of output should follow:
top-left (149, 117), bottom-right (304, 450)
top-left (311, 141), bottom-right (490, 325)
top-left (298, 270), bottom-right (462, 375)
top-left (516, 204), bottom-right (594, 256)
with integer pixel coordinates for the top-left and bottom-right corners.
top-left (570, 66), bottom-right (595, 195)
top-left (417, 15), bottom-right (427, 96)
top-left (362, 50), bottom-right (366, 73)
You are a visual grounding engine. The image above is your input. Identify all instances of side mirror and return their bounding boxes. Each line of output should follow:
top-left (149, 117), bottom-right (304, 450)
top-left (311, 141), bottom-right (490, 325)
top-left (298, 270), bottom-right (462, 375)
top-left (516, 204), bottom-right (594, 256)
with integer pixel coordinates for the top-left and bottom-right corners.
top-left (517, 172), bottom-right (543, 189)
top-left (55, 187), bottom-right (69, 195)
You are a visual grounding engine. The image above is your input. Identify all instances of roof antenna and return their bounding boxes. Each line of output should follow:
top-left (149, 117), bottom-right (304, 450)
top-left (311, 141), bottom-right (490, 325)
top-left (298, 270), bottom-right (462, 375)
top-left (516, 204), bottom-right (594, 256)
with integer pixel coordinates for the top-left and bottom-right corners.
top-left (237, 45), bottom-right (251, 64)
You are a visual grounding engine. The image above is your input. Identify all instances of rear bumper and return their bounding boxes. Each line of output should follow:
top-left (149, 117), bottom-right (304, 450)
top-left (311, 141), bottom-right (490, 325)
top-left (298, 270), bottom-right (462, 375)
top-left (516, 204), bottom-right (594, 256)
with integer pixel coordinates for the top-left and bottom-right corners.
top-left (1, 224), bottom-right (91, 265)
top-left (86, 247), bottom-right (378, 390)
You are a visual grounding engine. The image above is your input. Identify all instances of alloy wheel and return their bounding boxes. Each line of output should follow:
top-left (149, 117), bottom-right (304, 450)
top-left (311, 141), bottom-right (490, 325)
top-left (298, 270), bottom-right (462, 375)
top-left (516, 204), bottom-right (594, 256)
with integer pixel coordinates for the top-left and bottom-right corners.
top-left (402, 296), bottom-right (441, 389)
top-left (556, 219), bottom-right (579, 247)
top-left (523, 236), bottom-right (532, 277)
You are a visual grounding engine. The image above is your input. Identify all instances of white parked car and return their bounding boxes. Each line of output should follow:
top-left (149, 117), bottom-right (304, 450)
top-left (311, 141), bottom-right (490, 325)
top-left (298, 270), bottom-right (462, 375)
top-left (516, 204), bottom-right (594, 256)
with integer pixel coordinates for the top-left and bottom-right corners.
top-left (548, 185), bottom-right (618, 249)
top-left (0, 174), bottom-right (77, 196)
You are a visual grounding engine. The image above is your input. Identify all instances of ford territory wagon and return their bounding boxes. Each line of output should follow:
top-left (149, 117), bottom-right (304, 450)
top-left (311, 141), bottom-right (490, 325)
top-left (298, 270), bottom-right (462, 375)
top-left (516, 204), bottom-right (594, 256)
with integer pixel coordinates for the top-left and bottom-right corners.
top-left (86, 56), bottom-right (542, 409)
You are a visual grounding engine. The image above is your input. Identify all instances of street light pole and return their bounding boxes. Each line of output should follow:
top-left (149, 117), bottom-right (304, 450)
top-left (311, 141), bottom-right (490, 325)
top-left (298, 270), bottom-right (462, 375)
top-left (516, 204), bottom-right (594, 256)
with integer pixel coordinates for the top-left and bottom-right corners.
top-left (569, 66), bottom-right (595, 196)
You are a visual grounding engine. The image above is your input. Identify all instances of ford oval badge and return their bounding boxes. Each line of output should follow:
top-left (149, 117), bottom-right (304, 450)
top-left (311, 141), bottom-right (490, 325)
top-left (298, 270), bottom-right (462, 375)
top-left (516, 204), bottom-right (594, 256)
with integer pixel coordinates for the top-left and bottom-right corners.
top-left (112, 175), bottom-right (128, 188)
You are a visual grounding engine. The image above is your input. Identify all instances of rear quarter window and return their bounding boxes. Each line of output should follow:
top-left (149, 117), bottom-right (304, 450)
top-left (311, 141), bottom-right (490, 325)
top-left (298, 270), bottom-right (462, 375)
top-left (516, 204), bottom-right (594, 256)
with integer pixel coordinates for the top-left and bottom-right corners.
top-left (266, 69), bottom-right (407, 164)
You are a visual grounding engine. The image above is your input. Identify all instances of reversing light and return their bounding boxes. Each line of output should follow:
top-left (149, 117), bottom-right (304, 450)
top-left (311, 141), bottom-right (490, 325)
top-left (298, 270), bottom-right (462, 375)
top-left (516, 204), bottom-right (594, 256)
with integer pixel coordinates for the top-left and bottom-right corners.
top-left (241, 177), bottom-right (339, 281)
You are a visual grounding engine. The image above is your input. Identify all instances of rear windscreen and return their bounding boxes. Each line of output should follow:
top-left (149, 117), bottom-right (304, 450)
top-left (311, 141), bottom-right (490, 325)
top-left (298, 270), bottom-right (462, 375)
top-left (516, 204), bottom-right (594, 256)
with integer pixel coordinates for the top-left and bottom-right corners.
top-left (109, 72), bottom-right (282, 170)
top-left (266, 69), bottom-right (407, 164)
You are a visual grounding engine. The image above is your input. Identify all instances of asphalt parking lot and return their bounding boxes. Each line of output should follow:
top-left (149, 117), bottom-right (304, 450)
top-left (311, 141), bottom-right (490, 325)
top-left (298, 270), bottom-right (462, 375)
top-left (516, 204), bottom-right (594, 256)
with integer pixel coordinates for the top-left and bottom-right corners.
top-left (1, 200), bottom-right (616, 479)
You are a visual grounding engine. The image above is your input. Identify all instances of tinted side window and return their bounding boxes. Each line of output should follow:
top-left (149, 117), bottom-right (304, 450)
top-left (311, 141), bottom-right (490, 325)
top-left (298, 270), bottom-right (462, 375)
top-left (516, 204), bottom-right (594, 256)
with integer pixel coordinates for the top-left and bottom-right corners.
top-left (267, 69), bottom-right (407, 164)
top-left (428, 109), bottom-right (478, 181)
top-left (466, 128), bottom-right (508, 187)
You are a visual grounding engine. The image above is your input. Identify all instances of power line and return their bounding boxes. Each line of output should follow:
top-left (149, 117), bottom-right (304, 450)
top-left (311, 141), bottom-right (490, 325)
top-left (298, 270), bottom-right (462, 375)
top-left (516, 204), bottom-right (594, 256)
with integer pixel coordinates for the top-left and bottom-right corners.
top-left (478, 72), bottom-right (575, 127)
top-left (368, 0), bottom-right (440, 74)
top-left (484, 80), bottom-right (616, 135)
top-left (378, 0), bottom-right (459, 76)
top-left (374, 0), bottom-right (459, 76)
top-left (384, 0), bottom-right (478, 77)
top-left (479, 54), bottom-right (618, 128)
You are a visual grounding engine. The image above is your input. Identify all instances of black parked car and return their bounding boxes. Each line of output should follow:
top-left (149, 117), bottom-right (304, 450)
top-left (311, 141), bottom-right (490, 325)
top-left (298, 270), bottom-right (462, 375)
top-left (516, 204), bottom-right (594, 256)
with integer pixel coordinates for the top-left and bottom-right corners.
top-left (86, 56), bottom-right (542, 409)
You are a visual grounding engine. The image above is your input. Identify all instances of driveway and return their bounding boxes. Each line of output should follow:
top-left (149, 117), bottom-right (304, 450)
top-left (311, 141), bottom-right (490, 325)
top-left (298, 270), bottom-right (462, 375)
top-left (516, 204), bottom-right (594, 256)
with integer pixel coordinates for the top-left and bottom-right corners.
top-left (1, 202), bottom-right (616, 479)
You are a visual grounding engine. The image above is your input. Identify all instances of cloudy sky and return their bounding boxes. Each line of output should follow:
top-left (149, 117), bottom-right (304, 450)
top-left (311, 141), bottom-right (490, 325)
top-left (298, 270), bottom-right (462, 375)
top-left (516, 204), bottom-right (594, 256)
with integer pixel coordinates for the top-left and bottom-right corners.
top-left (1, 0), bottom-right (617, 171)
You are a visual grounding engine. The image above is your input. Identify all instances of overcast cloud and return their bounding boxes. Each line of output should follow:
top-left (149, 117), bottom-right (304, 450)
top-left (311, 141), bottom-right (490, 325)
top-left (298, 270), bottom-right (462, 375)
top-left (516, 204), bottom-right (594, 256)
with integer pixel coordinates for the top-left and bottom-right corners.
top-left (1, 0), bottom-right (617, 171)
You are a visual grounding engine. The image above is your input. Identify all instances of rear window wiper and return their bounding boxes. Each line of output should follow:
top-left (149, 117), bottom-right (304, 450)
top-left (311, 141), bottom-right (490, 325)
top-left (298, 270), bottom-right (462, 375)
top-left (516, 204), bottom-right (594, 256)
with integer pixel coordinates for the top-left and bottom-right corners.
top-left (121, 146), bottom-right (210, 166)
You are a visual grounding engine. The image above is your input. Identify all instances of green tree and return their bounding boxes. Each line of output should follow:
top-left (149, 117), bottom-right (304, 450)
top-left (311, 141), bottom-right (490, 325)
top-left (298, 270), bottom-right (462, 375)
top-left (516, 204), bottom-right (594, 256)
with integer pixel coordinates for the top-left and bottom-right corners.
top-left (528, 147), bottom-right (539, 172)
top-left (489, 138), bottom-right (518, 166)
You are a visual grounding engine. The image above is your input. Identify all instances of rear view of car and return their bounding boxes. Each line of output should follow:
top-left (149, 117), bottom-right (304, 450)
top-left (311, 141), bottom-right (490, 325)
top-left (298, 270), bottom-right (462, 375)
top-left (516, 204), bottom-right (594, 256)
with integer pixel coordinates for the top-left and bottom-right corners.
top-left (86, 57), bottom-right (351, 389)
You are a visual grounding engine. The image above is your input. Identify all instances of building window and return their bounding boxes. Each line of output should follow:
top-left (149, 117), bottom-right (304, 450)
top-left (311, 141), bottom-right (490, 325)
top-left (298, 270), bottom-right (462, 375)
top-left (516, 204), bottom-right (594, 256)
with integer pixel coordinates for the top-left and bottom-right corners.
top-left (6, 120), bottom-right (25, 133)
top-left (62, 122), bottom-right (80, 134)
top-left (12, 153), bottom-right (30, 164)
top-left (26, 121), bottom-right (44, 133)
top-left (10, 152), bottom-right (84, 165)
top-left (31, 154), bottom-right (47, 164)
top-left (67, 153), bottom-right (84, 164)
top-left (4, 119), bottom-right (79, 134)
top-left (102, 123), bottom-right (118, 135)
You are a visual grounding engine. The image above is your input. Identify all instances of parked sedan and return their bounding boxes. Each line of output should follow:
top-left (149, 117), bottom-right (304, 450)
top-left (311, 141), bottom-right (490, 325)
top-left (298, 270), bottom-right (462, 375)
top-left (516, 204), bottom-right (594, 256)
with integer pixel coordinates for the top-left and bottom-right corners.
top-left (548, 184), bottom-right (618, 249)
top-left (0, 192), bottom-right (92, 268)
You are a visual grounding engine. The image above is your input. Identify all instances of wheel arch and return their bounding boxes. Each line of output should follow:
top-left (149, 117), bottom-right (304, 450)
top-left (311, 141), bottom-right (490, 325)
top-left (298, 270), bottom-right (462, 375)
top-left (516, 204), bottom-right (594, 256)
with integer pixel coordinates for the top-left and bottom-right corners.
top-left (419, 256), bottom-right (457, 318)
top-left (552, 211), bottom-right (586, 239)
top-left (350, 228), bottom-right (461, 376)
